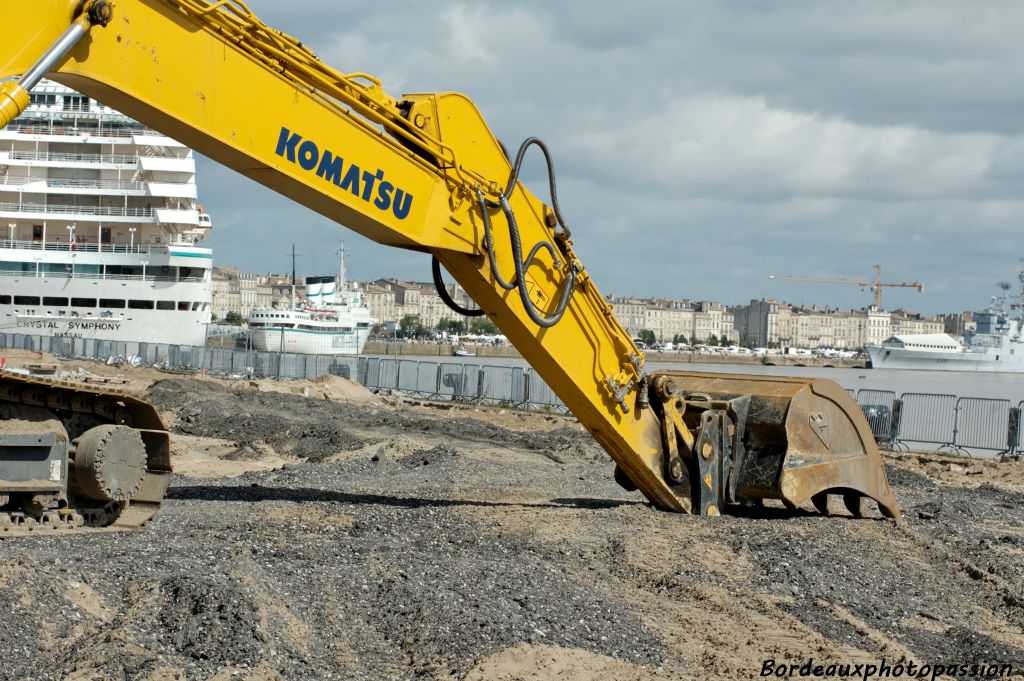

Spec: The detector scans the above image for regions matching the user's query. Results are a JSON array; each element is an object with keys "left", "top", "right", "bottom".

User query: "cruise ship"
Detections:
[
  {"left": 0, "top": 79, "right": 213, "bottom": 346},
  {"left": 248, "top": 243, "right": 373, "bottom": 354},
  {"left": 867, "top": 267, "right": 1024, "bottom": 373}
]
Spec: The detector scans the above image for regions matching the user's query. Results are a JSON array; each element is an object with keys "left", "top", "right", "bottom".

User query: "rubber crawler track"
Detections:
[{"left": 0, "top": 371, "right": 171, "bottom": 537}]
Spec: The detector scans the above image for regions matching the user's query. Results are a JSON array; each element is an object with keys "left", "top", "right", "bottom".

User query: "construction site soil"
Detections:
[{"left": 0, "top": 365, "right": 1022, "bottom": 680}]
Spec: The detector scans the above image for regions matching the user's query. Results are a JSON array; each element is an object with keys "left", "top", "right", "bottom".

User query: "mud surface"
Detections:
[{"left": 0, "top": 378, "right": 1022, "bottom": 680}]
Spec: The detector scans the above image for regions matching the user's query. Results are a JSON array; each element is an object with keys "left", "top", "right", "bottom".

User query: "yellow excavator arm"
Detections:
[{"left": 0, "top": 0, "right": 899, "bottom": 519}]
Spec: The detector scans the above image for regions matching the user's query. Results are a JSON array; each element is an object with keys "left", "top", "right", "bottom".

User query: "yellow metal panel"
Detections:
[
  {"left": 0, "top": 0, "right": 905, "bottom": 517},
  {"left": 0, "top": 0, "right": 471, "bottom": 253}
]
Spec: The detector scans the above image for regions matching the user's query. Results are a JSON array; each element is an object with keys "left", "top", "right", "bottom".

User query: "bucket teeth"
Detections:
[
  {"left": 844, "top": 494, "right": 869, "bottom": 519},
  {"left": 651, "top": 370, "right": 901, "bottom": 520}
]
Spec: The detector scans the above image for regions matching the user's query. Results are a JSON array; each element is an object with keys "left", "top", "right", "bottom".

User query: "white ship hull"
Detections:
[
  {"left": 866, "top": 346, "right": 1024, "bottom": 373},
  {"left": 867, "top": 319, "right": 1024, "bottom": 373},
  {"left": 0, "top": 80, "right": 213, "bottom": 347},
  {"left": 249, "top": 326, "right": 370, "bottom": 355}
]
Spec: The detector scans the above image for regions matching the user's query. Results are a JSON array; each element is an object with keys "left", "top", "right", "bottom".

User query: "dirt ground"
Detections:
[{"left": 0, "top": 353, "right": 1022, "bottom": 680}]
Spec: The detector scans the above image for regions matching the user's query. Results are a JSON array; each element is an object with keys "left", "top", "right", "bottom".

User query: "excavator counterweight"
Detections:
[{"left": 0, "top": 0, "right": 899, "bottom": 532}]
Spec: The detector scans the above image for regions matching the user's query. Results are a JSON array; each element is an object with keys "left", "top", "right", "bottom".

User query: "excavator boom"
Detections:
[{"left": 0, "top": 0, "right": 898, "bottom": 529}]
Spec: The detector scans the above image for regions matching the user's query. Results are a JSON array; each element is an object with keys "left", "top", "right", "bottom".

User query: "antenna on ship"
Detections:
[
  {"left": 997, "top": 281, "right": 1012, "bottom": 315},
  {"left": 290, "top": 244, "right": 297, "bottom": 310},
  {"left": 1018, "top": 258, "right": 1024, "bottom": 314},
  {"left": 336, "top": 239, "right": 347, "bottom": 287}
]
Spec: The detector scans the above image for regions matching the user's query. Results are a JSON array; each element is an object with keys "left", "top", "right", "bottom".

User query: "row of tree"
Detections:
[
  {"left": 393, "top": 315, "right": 499, "bottom": 339},
  {"left": 636, "top": 329, "right": 732, "bottom": 347}
]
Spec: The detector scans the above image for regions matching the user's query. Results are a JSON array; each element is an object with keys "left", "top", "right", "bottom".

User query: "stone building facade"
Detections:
[
  {"left": 732, "top": 299, "right": 943, "bottom": 349},
  {"left": 607, "top": 296, "right": 738, "bottom": 344},
  {"left": 362, "top": 278, "right": 473, "bottom": 330}
]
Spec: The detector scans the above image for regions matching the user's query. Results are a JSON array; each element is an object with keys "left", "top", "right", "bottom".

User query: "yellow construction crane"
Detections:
[
  {"left": 0, "top": 0, "right": 899, "bottom": 532},
  {"left": 769, "top": 265, "right": 923, "bottom": 309}
]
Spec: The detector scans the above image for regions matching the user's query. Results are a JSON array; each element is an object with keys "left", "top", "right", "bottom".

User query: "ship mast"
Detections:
[
  {"left": 290, "top": 243, "right": 296, "bottom": 309},
  {"left": 1018, "top": 258, "right": 1024, "bottom": 318},
  {"left": 337, "top": 239, "right": 347, "bottom": 288}
]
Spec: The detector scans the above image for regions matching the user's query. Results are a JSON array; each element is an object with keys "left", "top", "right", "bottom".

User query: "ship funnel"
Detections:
[
  {"left": 320, "top": 276, "right": 337, "bottom": 305},
  {"left": 305, "top": 276, "right": 322, "bottom": 305},
  {"left": 305, "top": 276, "right": 336, "bottom": 306}
]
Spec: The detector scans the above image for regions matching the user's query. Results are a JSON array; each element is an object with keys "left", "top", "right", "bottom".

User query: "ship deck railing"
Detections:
[
  {"left": 5, "top": 150, "right": 138, "bottom": 166},
  {"left": 0, "top": 202, "right": 153, "bottom": 218},
  {"left": 0, "top": 239, "right": 207, "bottom": 255},
  {"left": 0, "top": 269, "right": 206, "bottom": 283},
  {"left": 12, "top": 109, "right": 142, "bottom": 126},
  {"left": 2, "top": 123, "right": 161, "bottom": 139},
  {"left": 0, "top": 177, "right": 145, "bottom": 191}
]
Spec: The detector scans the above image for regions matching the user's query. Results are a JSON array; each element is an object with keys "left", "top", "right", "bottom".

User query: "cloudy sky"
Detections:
[{"left": 195, "top": 1, "right": 1024, "bottom": 315}]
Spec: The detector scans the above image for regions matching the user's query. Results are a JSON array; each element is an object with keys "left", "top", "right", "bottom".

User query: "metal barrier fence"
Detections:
[
  {"left": 356, "top": 357, "right": 565, "bottom": 411},
  {"left": 954, "top": 398, "right": 1013, "bottom": 454},
  {"left": 1019, "top": 401, "right": 1024, "bottom": 453},
  {"left": 3, "top": 332, "right": 1024, "bottom": 455},
  {"left": 0, "top": 332, "right": 570, "bottom": 411},
  {"left": 894, "top": 393, "right": 957, "bottom": 446},
  {"left": 855, "top": 390, "right": 898, "bottom": 445}
]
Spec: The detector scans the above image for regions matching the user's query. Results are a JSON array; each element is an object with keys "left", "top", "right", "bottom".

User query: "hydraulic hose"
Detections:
[
  {"left": 475, "top": 136, "right": 579, "bottom": 329},
  {"left": 478, "top": 188, "right": 518, "bottom": 293},
  {"left": 431, "top": 255, "right": 485, "bottom": 317},
  {"left": 496, "top": 194, "right": 577, "bottom": 328},
  {"left": 501, "top": 137, "right": 571, "bottom": 239}
]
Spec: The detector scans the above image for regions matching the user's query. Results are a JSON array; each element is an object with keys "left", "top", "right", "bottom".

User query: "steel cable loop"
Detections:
[{"left": 431, "top": 256, "right": 485, "bottom": 318}]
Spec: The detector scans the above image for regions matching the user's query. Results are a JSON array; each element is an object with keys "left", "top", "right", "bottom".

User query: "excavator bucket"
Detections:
[{"left": 648, "top": 371, "right": 900, "bottom": 520}]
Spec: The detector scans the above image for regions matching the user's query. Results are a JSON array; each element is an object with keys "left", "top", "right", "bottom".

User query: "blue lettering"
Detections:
[
  {"left": 298, "top": 140, "right": 319, "bottom": 171},
  {"left": 340, "top": 163, "right": 361, "bottom": 196},
  {"left": 374, "top": 181, "right": 394, "bottom": 210},
  {"left": 275, "top": 127, "right": 301, "bottom": 162},
  {"left": 276, "top": 127, "right": 412, "bottom": 218},
  {"left": 361, "top": 168, "right": 384, "bottom": 201},
  {"left": 316, "top": 150, "right": 344, "bottom": 185},
  {"left": 392, "top": 189, "right": 413, "bottom": 220}
]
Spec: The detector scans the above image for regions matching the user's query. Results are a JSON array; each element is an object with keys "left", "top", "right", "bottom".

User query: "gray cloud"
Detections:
[{"left": 197, "top": 0, "right": 1024, "bottom": 315}]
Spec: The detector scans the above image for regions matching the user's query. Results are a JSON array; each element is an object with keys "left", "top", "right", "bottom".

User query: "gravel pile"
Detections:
[
  {"left": 148, "top": 379, "right": 602, "bottom": 464},
  {"left": 0, "top": 380, "right": 1020, "bottom": 680}
]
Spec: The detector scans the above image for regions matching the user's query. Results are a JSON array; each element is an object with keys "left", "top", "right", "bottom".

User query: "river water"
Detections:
[{"left": 368, "top": 353, "right": 1023, "bottom": 403}]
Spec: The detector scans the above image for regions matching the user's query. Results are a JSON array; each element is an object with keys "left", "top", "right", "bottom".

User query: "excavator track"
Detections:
[{"left": 0, "top": 371, "right": 171, "bottom": 537}]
